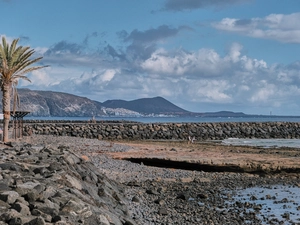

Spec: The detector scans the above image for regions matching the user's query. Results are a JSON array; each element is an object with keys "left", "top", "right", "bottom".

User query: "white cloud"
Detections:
[
  {"left": 141, "top": 48, "right": 227, "bottom": 77},
  {"left": 188, "top": 79, "right": 233, "bottom": 103},
  {"left": 213, "top": 12, "right": 300, "bottom": 43},
  {"left": 250, "top": 81, "right": 276, "bottom": 102},
  {"left": 18, "top": 40, "right": 300, "bottom": 115},
  {"left": 21, "top": 67, "right": 52, "bottom": 87},
  {"left": 227, "top": 42, "right": 243, "bottom": 63},
  {"left": 100, "top": 69, "right": 119, "bottom": 82},
  {"left": 34, "top": 47, "right": 48, "bottom": 55}
]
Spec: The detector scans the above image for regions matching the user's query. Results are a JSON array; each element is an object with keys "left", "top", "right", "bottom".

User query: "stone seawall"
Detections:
[{"left": 23, "top": 121, "right": 300, "bottom": 140}]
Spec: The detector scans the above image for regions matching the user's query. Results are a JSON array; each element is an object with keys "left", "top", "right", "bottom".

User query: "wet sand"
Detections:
[{"left": 109, "top": 139, "right": 300, "bottom": 174}]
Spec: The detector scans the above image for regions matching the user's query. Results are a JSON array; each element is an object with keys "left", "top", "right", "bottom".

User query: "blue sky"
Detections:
[{"left": 1, "top": 0, "right": 300, "bottom": 115}]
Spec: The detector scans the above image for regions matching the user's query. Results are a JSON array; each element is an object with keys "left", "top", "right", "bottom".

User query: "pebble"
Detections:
[{"left": 20, "top": 135, "right": 300, "bottom": 225}]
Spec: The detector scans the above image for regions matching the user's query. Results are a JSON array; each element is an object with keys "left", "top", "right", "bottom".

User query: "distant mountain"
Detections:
[
  {"left": 0, "top": 89, "right": 249, "bottom": 117},
  {"left": 102, "top": 96, "right": 189, "bottom": 115},
  {"left": 9, "top": 89, "right": 105, "bottom": 117},
  {"left": 199, "top": 111, "right": 247, "bottom": 117}
]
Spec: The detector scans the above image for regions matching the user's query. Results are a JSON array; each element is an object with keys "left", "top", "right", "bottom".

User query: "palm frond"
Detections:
[
  {"left": 1, "top": 37, "right": 8, "bottom": 56},
  {"left": 7, "top": 39, "right": 19, "bottom": 67},
  {"left": 12, "top": 75, "right": 31, "bottom": 83},
  {"left": 8, "top": 39, "right": 19, "bottom": 58},
  {"left": 0, "top": 37, "right": 48, "bottom": 116},
  {"left": 13, "top": 58, "right": 46, "bottom": 75},
  {"left": 9, "top": 45, "right": 23, "bottom": 68},
  {"left": 11, "top": 47, "right": 33, "bottom": 72}
]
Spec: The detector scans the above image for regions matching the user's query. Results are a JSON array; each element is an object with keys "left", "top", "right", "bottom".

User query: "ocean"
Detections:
[{"left": 24, "top": 116, "right": 300, "bottom": 123}]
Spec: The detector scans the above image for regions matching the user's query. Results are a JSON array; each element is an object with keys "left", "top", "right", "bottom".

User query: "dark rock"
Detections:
[
  {"left": 158, "top": 207, "right": 168, "bottom": 215},
  {"left": 11, "top": 202, "right": 31, "bottom": 216},
  {"left": 8, "top": 217, "right": 22, "bottom": 225},
  {"left": 197, "top": 193, "right": 208, "bottom": 199},
  {"left": 0, "top": 191, "right": 19, "bottom": 204},
  {"left": 154, "top": 198, "right": 165, "bottom": 205},
  {"left": 24, "top": 216, "right": 45, "bottom": 225},
  {"left": 0, "top": 163, "right": 20, "bottom": 171},
  {"left": 146, "top": 189, "right": 158, "bottom": 195},
  {"left": 131, "top": 196, "right": 140, "bottom": 203},
  {"left": 176, "top": 192, "right": 189, "bottom": 200}
]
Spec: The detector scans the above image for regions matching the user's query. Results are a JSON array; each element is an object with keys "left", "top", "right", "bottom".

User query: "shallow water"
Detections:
[
  {"left": 222, "top": 138, "right": 300, "bottom": 148},
  {"left": 222, "top": 138, "right": 300, "bottom": 224},
  {"left": 226, "top": 185, "right": 300, "bottom": 224}
]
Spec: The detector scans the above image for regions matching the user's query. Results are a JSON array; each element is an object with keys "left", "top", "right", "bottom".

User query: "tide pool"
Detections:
[
  {"left": 222, "top": 138, "right": 300, "bottom": 148},
  {"left": 226, "top": 185, "right": 300, "bottom": 224}
]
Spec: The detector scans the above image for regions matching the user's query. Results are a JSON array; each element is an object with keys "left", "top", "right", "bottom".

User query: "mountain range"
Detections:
[{"left": 0, "top": 88, "right": 247, "bottom": 117}]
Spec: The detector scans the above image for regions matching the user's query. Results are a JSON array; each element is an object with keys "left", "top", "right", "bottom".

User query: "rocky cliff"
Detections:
[{"left": 8, "top": 89, "right": 105, "bottom": 117}]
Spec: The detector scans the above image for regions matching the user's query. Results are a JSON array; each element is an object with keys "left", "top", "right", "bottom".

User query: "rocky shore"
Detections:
[
  {"left": 0, "top": 136, "right": 136, "bottom": 225},
  {"left": 7, "top": 135, "right": 298, "bottom": 225}
]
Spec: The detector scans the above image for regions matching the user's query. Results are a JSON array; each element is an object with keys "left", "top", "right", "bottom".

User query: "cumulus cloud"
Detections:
[
  {"left": 45, "top": 41, "right": 83, "bottom": 56},
  {"left": 141, "top": 48, "right": 227, "bottom": 77},
  {"left": 162, "top": 0, "right": 250, "bottom": 11},
  {"left": 213, "top": 12, "right": 300, "bottom": 43},
  {"left": 42, "top": 40, "right": 109, "bottom": 69},
  {"left": 41, "top": 26, "right": 188, "bottom": 69},
  {"left": 119, "top": 25, "right": 191, "bottom": 60},
  {"left": 18, "top": 26, "right": 300, "bottom": 115},
  {"left": 31, "top": 41, "right": 298, "bottom": 113}
]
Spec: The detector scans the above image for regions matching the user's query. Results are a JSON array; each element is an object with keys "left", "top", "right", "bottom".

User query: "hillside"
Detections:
[
  {"left": 0, "top": 89, "right": 249, "bottom": 117},
  {"left": 102, "top": 96, "right": 189, "bottom": 115},
  {"left": 0, "top": 89, "right": 190, "bottom": 117},
  {"left": 9, "top": 89, "right": 105, "bottom": 117}
]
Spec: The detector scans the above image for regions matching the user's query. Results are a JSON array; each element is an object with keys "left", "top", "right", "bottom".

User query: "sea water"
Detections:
[
  {"left": 222, "top": 137, "right": 300, "bottom": 224},
  {"left": 225, "top": 185, "right": 300, "bottom": 224},
  {"left": 222, "top": 138, "right": 300, "bottom": 148},
  {"left": 24, "top": 116, "right": 300, "bottom": 123}
]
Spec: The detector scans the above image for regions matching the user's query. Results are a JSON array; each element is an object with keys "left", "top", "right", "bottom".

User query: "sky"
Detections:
[{"left": 1, "top": 0, "right": 300, "bottom": 116}]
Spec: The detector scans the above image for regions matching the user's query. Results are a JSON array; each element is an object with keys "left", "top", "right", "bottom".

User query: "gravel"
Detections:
[{"left": 25, "top": 135, "right": 300, "bottom": 225}]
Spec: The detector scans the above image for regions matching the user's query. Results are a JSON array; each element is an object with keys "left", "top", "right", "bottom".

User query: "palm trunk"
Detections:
[{"left": 2, "top": 83, "right": 11, "bottom": 143}]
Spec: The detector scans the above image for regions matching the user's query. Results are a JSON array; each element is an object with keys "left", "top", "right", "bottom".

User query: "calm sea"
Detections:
[{"left": 24, "top": 116, "right": 300, "bottom": 123}]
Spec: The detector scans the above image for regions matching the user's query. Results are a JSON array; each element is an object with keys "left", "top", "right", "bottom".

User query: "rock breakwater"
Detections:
[
  {"left": 24, "top": 121, "right": 300, "bottom": 140},
  {"left": 0, "top": 141, "right": 136, "bottom": 225}
]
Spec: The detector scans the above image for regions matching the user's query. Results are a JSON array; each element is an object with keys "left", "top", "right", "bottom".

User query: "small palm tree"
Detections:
[{"left": 0, "top": 37, "right": 47, "bottom": 142}]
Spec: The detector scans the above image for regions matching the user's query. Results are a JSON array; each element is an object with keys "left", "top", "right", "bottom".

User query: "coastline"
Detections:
[{"left": 23, "top": 135, "right": 300, "bottom": 224}]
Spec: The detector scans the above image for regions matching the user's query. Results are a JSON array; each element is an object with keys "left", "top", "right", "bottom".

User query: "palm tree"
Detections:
[{"left": 0, "top": 37, "right": 47, "bottom": 142}]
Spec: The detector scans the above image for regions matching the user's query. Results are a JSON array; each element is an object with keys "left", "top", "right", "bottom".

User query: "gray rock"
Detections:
[
  {"left": 24, "top": 216, "right": 45, "bottom": 225},
  {"left": 11, "top": 202, "right": 31, "bottom": 216},
  {"left": 0, "top": 191, "right": 19, "bottom": 204}
]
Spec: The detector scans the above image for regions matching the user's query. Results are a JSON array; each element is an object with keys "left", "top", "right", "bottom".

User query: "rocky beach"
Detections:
[{"left": 0, "top": 133, "right": 298, "bottom": 224}]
